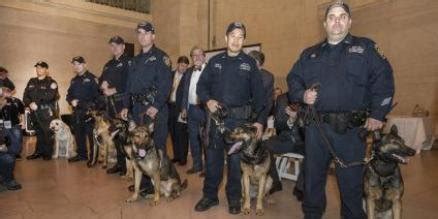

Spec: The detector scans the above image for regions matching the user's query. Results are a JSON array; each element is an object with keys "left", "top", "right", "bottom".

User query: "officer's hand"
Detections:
[
  {"left": 253, "top": 122, "right": 264, "bottom": 140},
  {"left": 364, "top": 118, "right": 384, "bottom": 131},
  {"left": 206, "top": 100, "right": 219, "bottom": 113},
  {"left": 71, "top": 99, "right": 79, "bottom": 107},
  {"left": 146, "top": 106, "right": 159, "bottom": 119},
  {"left": 303, "top": 89, "right": 318, "bottom": 105},
  {"left": 120, "top": 108, "right": 128, "bottom": 120},
  {"left": 30, "top": 102, "right": 38, "bottom": 111}
]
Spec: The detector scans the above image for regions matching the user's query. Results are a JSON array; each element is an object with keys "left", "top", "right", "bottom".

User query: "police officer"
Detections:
[
  {"left": 120, "top": 21, "right": 172, "bottom": 196},
  {"left": 287, "top": 2, "right": 395, "bottom": 218},
  {"left": 24, "top": 61, "right": 59, "bottom": 161},
  {"left": 67, "top": 56, "right": 100, "bottom": 163},
  {"left": 99, "top": 36, "right": 130, "bottom": 174},
  {"left": 194, "top": 22, "right": 265, "bottom": 215}
]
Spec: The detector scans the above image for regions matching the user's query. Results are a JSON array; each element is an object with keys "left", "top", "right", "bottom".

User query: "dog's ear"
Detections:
[{"left": 390, "top": 125, "right": 398, "bottom": 136}]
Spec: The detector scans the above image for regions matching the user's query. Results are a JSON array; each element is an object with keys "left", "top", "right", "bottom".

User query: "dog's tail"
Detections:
[{"left": 180, "top": 179, "right": 188, "bottom": 191}]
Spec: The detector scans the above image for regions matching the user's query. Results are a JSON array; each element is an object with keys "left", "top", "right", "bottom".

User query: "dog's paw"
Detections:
[
  {"left": 256, "top": 208, "right": 264, "bottom": 216},
  {"left": 125, "top": 196, "right": 138, "bottom": 203},
  {"left": 149, "top": 200, "right": 160, "bottom": 206},
  {"left": 243, "top": 208, "right": 251, "bottom": 215}
]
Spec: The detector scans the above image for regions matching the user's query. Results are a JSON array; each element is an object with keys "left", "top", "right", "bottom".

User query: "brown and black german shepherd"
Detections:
[
  {"left": 364, "top": 125, "right": 416, "bottom": 219},
  {"left": 225, "top": 125, "right": 273, "bottom": 216},
  {"left": 88, "top": 110, "right": 117, "bottom": 168},
  {"left": 125, "top": 124, "right": 188, "bottom": 206}
]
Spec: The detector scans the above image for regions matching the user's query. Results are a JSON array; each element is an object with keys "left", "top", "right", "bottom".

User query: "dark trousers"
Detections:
[
  {"left": 302, "top": 123, "right": 366, "bottom": 219},
  {"left": 105, "top": 97, "right": 126, "bottom": 170},
  {"left": 72, "top": 110, "right": 93, "bottom": 159},
  {"left": 132, "top": 103, "right": 169, "bottom": 189},
  {"left": 168, "top": 103, "right": 188, "bottom": 162},
  {"left": 187, "top": 105, "right": 205, "bottom": 170},
  {"left": 5, "top": 125, "right": 23, "bottom": 156},
  {"left": 0, "top": 153, "right": 15, "bottom": 183},
  {"left": 31, "top": 109, "right": 54, "bottom": 157},
  {"left": 203, "top": 118, "right": 244, "bottom": 205}
]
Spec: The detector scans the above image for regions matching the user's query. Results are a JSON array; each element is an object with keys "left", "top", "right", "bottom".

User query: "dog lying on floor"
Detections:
[
  {"left": 89, "top": 110, "right": 117, "bottom": 168},
  {"left": 364, "top": 125, "right": 416, "bottom": 219},
  {"left": 225, "top": 124, "right": 273, "bottom": 216},
  {"left": 50, "top": 119, "right": 76, "bottom": 159},
  {"left": 125, "top": 124, "right": 188, "bottom": 206}
]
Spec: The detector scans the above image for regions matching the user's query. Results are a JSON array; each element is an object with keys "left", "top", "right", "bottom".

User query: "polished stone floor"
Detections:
[{"left": 1, "top": 137, "right": 438, "bottom": 219}]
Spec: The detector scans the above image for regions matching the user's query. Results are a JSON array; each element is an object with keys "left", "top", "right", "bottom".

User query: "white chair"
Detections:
[{"left": 275, "top": 153, "right": 304, "bottom": 181}]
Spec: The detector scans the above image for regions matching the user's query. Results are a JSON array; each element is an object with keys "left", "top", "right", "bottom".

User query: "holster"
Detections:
[
  {"left": 320, "top": 111, "right": 368, "bottom": 134},
  {"left": 131, "top": 88, "right": 157, "bottom": 107}
]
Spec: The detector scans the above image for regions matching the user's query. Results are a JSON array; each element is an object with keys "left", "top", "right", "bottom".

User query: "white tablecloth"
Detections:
[{"left": 385, "top": 116, "right": 435, "bottom": 154}]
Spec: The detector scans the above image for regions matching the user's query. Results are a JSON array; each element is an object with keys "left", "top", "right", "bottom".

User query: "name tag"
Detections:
[{"left": 4, "top": 120, "right": 11, "bottom": 129}]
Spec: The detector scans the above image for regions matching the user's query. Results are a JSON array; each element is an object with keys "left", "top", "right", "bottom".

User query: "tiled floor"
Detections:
[{"left": 1, "top": 137, "right": 438, "bottom": 219}]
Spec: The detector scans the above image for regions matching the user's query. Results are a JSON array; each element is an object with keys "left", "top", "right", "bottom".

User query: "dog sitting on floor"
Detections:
[
  {"left": 225, "top": 124, "right": 273, "bottom": 216},
  {"left": 125, "top": 123, "right": 188, "bottom": 206},
  {"left": 364, "top": 125, "right": 416, "bottom": 219},
  {"left": 49, "top": 119, "right": 77, "bottom": 159},
  {"left": 89, "top": 110, "right": 117, "bottom": 168}
]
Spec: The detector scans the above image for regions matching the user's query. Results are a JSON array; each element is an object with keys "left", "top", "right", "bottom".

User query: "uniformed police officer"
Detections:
[
  {"left": 99, "top": 36, "right": 130, "bottom": 175},
  {"left": 67, "top": 56, "right": 100, "bottom": 163},
  {"left": 287, "top": 2, "right": 395, "bottom": 218},
  {"left": 120, "top": 21, "right": 172, "bottom": 196},
  {"left": 194, "top": 22, "right": 265, "bottom": 215},
  {"left": 24, "top": 61, "right": 59, "bottom": 161}
]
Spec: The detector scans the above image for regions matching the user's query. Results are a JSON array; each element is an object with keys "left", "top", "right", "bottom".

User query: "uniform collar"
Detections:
[
  {"left": 321, "top": 33, "right": 353, "bottom": 48},
  {"left": 222, "top": 50, "right": 244, "bottom": 60},
  {"left": 140, "top": 44, "right": 156, "bottom": 56},
  {"left": 114, "top": 53, "right": 126, "bottom": 61}
]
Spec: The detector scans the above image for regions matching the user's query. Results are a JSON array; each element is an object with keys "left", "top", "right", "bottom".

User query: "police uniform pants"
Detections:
[
  {"left": 31, "top": 110, "right": 54, "bottom": 157},
  {"left": 302, "top": 123, "right": 366, "bottom": 219},
  {"left": 72, "top": 110, "right": 93, "bottom": 159},
  {"left": 202, "top": 118, "right": 244, "bottom": 206}
]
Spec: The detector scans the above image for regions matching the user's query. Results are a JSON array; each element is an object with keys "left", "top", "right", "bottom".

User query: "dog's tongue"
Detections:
[{"left": 227, "top": 142, "right": 243, "bottom": 155}]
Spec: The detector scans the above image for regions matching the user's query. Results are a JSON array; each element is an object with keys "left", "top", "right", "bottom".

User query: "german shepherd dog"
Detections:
[
  {"left": 364, "top": 125, "right": 416, "bottom": 219},
  {"left": 89, "top": 110, "right": 117, "bottom": 168},
  {"left": 125, "top": 124, "right": 188, "bottom": 206},
  {"left": 225, "top": 125, "right": 273, "bottom": 216}
]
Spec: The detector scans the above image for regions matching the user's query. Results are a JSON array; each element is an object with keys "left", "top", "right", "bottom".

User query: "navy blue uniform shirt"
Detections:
[
  {"left": 23, "top": 76, "right": 59, "bottom": 107},
  {"left": 66, "top": 71, "right": 100, "bottom": 110},
  {"left": 125, "top": 45, "right": 172, "bottom": 110},
  {"left": 287, "top": 34, "right": 395, "bottom": 121},
  {"left": 99, "top": 53, "right": 130, "bottom": 93},
  {"left": 197, "top": 51, "right": 265, "bottom": 123}
]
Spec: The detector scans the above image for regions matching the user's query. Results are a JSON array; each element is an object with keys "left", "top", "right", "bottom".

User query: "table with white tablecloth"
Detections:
[{"left": 385, "top": 116, "right": 435, "bottom": 154}]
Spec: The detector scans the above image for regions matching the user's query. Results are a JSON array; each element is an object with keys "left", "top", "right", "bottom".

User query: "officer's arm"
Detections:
[
  {"left": 22, "top": 80, "right": 33, "bottom": 106},
  {"left": 196, "top": 62, "right": 213, "bottom": 104},
  {"left": 287, "top": 54, "right": 307, "bottom": 104},
  {"left": 152, "top": 56, "right": 172, "bottom": 110},
  {"left": 367, "top": 42, "right": 395, "bottom": 121},
  {"left": 258, "top": 73, "right": 274, "bottom": 125},
  {"left": 180, "top": 71, "right": 190, "bottom": 111},
  {"left": 251, "top": 67, "right": 268, "bottom": 124},
  {"left": 66, "top": 81, "right": 74, "bottom": 105}
]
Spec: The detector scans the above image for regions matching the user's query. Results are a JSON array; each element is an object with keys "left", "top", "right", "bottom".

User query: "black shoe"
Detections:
[
  {"left": 106, "top": 165, "right": 122, "bottom": 174},
  {"left": 186, "top": 167, "right": 202, "bottom": 175},
  {"left": 68, "top": 156, "right": 86, "bottom": 162},
  {"left": 26, "top": 153, "right": 41, "bottom": 160},
  {"left": 293, "top": 187, "right": 304, "bottom": 202},
  {"left": 42, "top": 156, "right": 52, "bottom": 161},
  {"left": 3, "top": 180, "right": 22, "bottom": 191},
  {"left": 119, "top": 168, "right": 127, "bottom": 176},
  {"left": 199, "top": 171, "right": 205, "bottom": 177},
  {"left": 0, "top": 184, "right": 6, "bottom": 192},
  {"left": 15, "top": 155, "right": 22, "bottom": 160},
  {"left": 194, "top": 197, "right": 219, "bottom": 212},
  {"left": 178, "top": 160, "right": 187, "bottom": 166},
  {"left": 86, "top": 161, "right": 94, "bottom": 168},
  {"left": 269, "top": 182, "right": 283, "bottom": 195},
  {"left": 228, "top": 205, "right": 241, "bottom": 215},
  {"left": 171, "top": 158, "right": 180, "bottom": 163}
]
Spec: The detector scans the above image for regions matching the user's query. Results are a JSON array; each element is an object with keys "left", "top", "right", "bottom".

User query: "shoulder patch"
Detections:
[
  {"left": 163, "top": 56, "right": 171, "bottom": 67},
  {"left": 374, "top": 44, "right": 386, "bottom": 59},
  {"left": 50, "top": 82, "right": 57, "bottom": 89}
]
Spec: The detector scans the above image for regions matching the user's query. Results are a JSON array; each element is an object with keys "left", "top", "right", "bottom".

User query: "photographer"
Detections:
[{"left": 0, "top": 88, "right": 24, "bottom": 191}]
